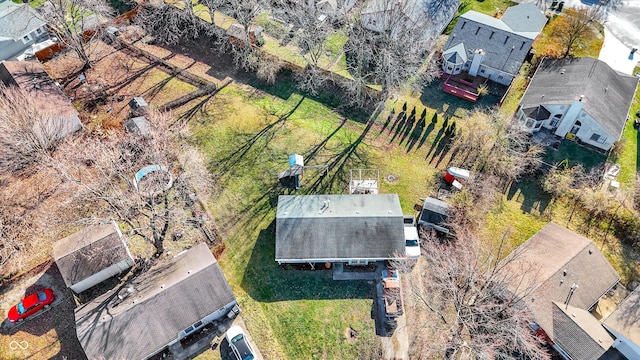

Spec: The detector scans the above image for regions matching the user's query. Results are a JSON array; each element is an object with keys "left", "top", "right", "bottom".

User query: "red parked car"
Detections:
[{"left": 7, "top": 288, "right": 55, "bottom": 323}]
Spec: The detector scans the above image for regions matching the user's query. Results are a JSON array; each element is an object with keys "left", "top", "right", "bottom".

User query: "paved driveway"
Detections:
[{"left": 520, "top": 0, "right": 640, "bottom": 74}]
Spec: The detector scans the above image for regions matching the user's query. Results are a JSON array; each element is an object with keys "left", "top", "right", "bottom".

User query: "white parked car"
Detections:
[
  {"left": 404, "top": 216, "right": 420, "bottom": 259},
  {"left": 226, "top": 326, "right": 256, "bottom": 360}
]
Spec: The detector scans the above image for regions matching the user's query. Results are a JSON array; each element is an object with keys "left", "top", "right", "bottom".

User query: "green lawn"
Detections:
[
  {"left": 543, "top": 141, "right": 607, "bottom": 170},
  {"left": 188, "top": 80, "right": 437, "bottom": 358},
  {"left": 445, "top": 0, "right": 518, "bottom": 34},
  {"left": 615, "top": 82, "right": 640, "bottom": 187}
]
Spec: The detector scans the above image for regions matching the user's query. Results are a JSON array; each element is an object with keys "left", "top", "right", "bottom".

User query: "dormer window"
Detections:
[{"left": 21, "top": 34, "right": 32, "bottom": 44}]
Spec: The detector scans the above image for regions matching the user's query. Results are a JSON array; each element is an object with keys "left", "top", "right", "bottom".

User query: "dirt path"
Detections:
[{"left": 381, "top": 314, "right": 410, "bottom": 360}]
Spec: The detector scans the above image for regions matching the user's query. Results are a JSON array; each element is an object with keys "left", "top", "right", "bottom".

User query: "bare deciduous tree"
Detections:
[
  {"left": 0, "top": 85, "right": 72, "bottom": 174},
  {"left": 39, "top": 0, "right": 115, "bottom": 69},
  {"left": 400, "top": 229, "right": 550, "bottom": 359},
  {"left": 449, "top": 109, "right": 543, "bottom": 182},
  {"left": 51, "top": 111, "right": 208, "bottom": 255},
  {"left": 343, "top": 0, "right": 459, "bottom": 98},
  {"left": 134, "top": 0, "right": 215, "bottom": 45}
]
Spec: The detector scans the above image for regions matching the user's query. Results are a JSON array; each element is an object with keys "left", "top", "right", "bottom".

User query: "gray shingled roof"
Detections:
[
  {"left": 552, "top": 303, "right": 614, "bottom": 360},
  {"left": 520, "top": 57, "right": 639, "bottom": 141},
  {"left": 443, "top": 42, "right": 467, "bottom": 64},
  {"left": 442, "top": 4, "right": 545, "bottom": 76},
  {"left": 604, "top": 286, "right": 640, "bottom": 346},
  {"left": 500, "top": 223, "right": 620, "bottom": 341},
  {"left": 276, "top": 194, "right": 405, "bottom": 262},
  {"left": 75, "top": 243, "right": 236, "bottom": 360},
  {"left": 522, "top": 105, "right": 551, "bottom": 121},
  {"left": 53, "top": 222, "right": 132, "bottom": 287},
  {"left": 0, "top": 1, "right": 46, "bottom": 41},
  {"left": 500, "top": 2, "right": 548, "bottom": 35}
]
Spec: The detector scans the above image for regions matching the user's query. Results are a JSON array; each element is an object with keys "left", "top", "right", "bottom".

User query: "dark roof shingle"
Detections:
[
  {"left": 552, "top": 303, "right": 614, "bottom": 360},
  {"left": 53, "top": 222, "right": 132, "bottom": 287},
  {"left": 75, "top": 243, "right": 236, "bottom": 360},
  {"left": 276, "top": 194, "right": 405, "bottom": 261},
  {"left": 501, "top": 223, "right": 620, "bottom": 340},
  {"left": 520, "top": 57, "right": 639, "bottom": 140}
]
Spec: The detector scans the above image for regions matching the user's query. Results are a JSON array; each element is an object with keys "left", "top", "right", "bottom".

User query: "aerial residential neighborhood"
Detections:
[{"left": 0, "top": 0, "right": 639, "bottom": 359}]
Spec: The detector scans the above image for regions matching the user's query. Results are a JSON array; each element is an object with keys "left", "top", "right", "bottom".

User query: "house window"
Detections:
[
  {"left": 490, "top": 31, "right": 494, "bottom": 40},
  {"left": 504, "top": 36, "right": 509, "bottom": 45},
  {"left": 535, "top": 121, "right": 543, "bottom": 129},
  {"left": 480, "top": 69, "right": 485, "bottom": 73},
  {"left": 461, "top": 21, "right": 466, "bottom": 29},
  {"left": 36, "top": 27, "right": 43, "bottom": 35},
  {"left": 21, "top": 34, "right": 32, "bottom": 44},
  {"left": 475, "top": 27, "right": 481, "bottom": 35},
  {"left": 520, "top": 41, "right": 525, "bottom": 50},
  {"left": 498, "top": 74, "right": 504, "bottom": 79},
  {"left": 525, "top": 119, "right": 534, "bottom": 128},
  {"left": 550, "top": 114, "right": 562, "bottom": 127},
  {"left": 590, "top": 134, "right": 606, "bottom": 144},
  {"left": 447, "top": 66, "right": 453, "bottom": 71}
]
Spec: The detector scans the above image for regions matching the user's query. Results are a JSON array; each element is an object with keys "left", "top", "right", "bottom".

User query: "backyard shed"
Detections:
[
  {"left": 275, "top": 194, "right": 406, "bottom": 265},
  {"left": 124, "top": 116, "right": 151, "bottom": 135},
  {"left": 53, "top": 221, "right": 134, "bottom": 293},
  {"left": 75, "top": 243, "right": 238, "bottom": 360},
  {"left": 418, "top": 197, "right": 449, "bottom": 233}
]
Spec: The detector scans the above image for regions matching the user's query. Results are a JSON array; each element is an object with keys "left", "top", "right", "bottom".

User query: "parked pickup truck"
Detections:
[{"left": 381, "top": 268, "right": 404, "bottom": 318}]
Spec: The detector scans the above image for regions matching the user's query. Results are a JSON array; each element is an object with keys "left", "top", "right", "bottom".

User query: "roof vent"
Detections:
[
  {"left": 160, "top": 284, "right": 165, "bottom": 289},
  {"left": 560, "top": 69, "right": 565, "bottom": 74},
  {"left": 572, "top": 313, "right": 576, "bottom": 317},
  {"left": 563, "top": 269, "right": 567, "bottom": 276},
  {"left": 318, "top": 200, "right": 330, "bottom": 214}
]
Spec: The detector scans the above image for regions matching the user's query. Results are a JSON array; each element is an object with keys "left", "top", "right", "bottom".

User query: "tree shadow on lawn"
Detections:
[
  {"left": 160, "top": 37, "right": 373, "bottom": 123},
  {"left": 215, "top": 96, "right": 306, "bottom": 175},
  {"left": 504, "top": 177, "right": 552, "bottom": 215},
  {"left": 240, "top": 221, "right": 374, "bottom": 303}
]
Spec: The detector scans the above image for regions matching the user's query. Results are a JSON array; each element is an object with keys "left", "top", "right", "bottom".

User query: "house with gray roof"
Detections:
[
  {"left": 361, "top": 0, "right": 458, "bottom": 45},
  {"left": 517, "top": 57, "right": 639, "bottom": 152},
  {"left": 603, "top": 286, "right": 640, "bottom": 358},
  {"left": 500, "top": 223, "right": 623, "bottom": 360},
  {"left": 75, "top": 243, "right": 238, "bottom": 360},
  {"left": 0, "top": 0, "right": 49, "bottom": 61},
  {"left": 276, "top": 194, "right": 406, "bottom": 265},
  {"left": 441, "top": 3, "right": 546, "bottom": 87},
  {"left": 53, "top": 222, "right": 134, "bottom": 293}
]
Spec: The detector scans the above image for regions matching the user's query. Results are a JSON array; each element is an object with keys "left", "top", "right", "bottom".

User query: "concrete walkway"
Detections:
[{"left": 598, "top": 27, "right": 638, "bottom": 76}]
